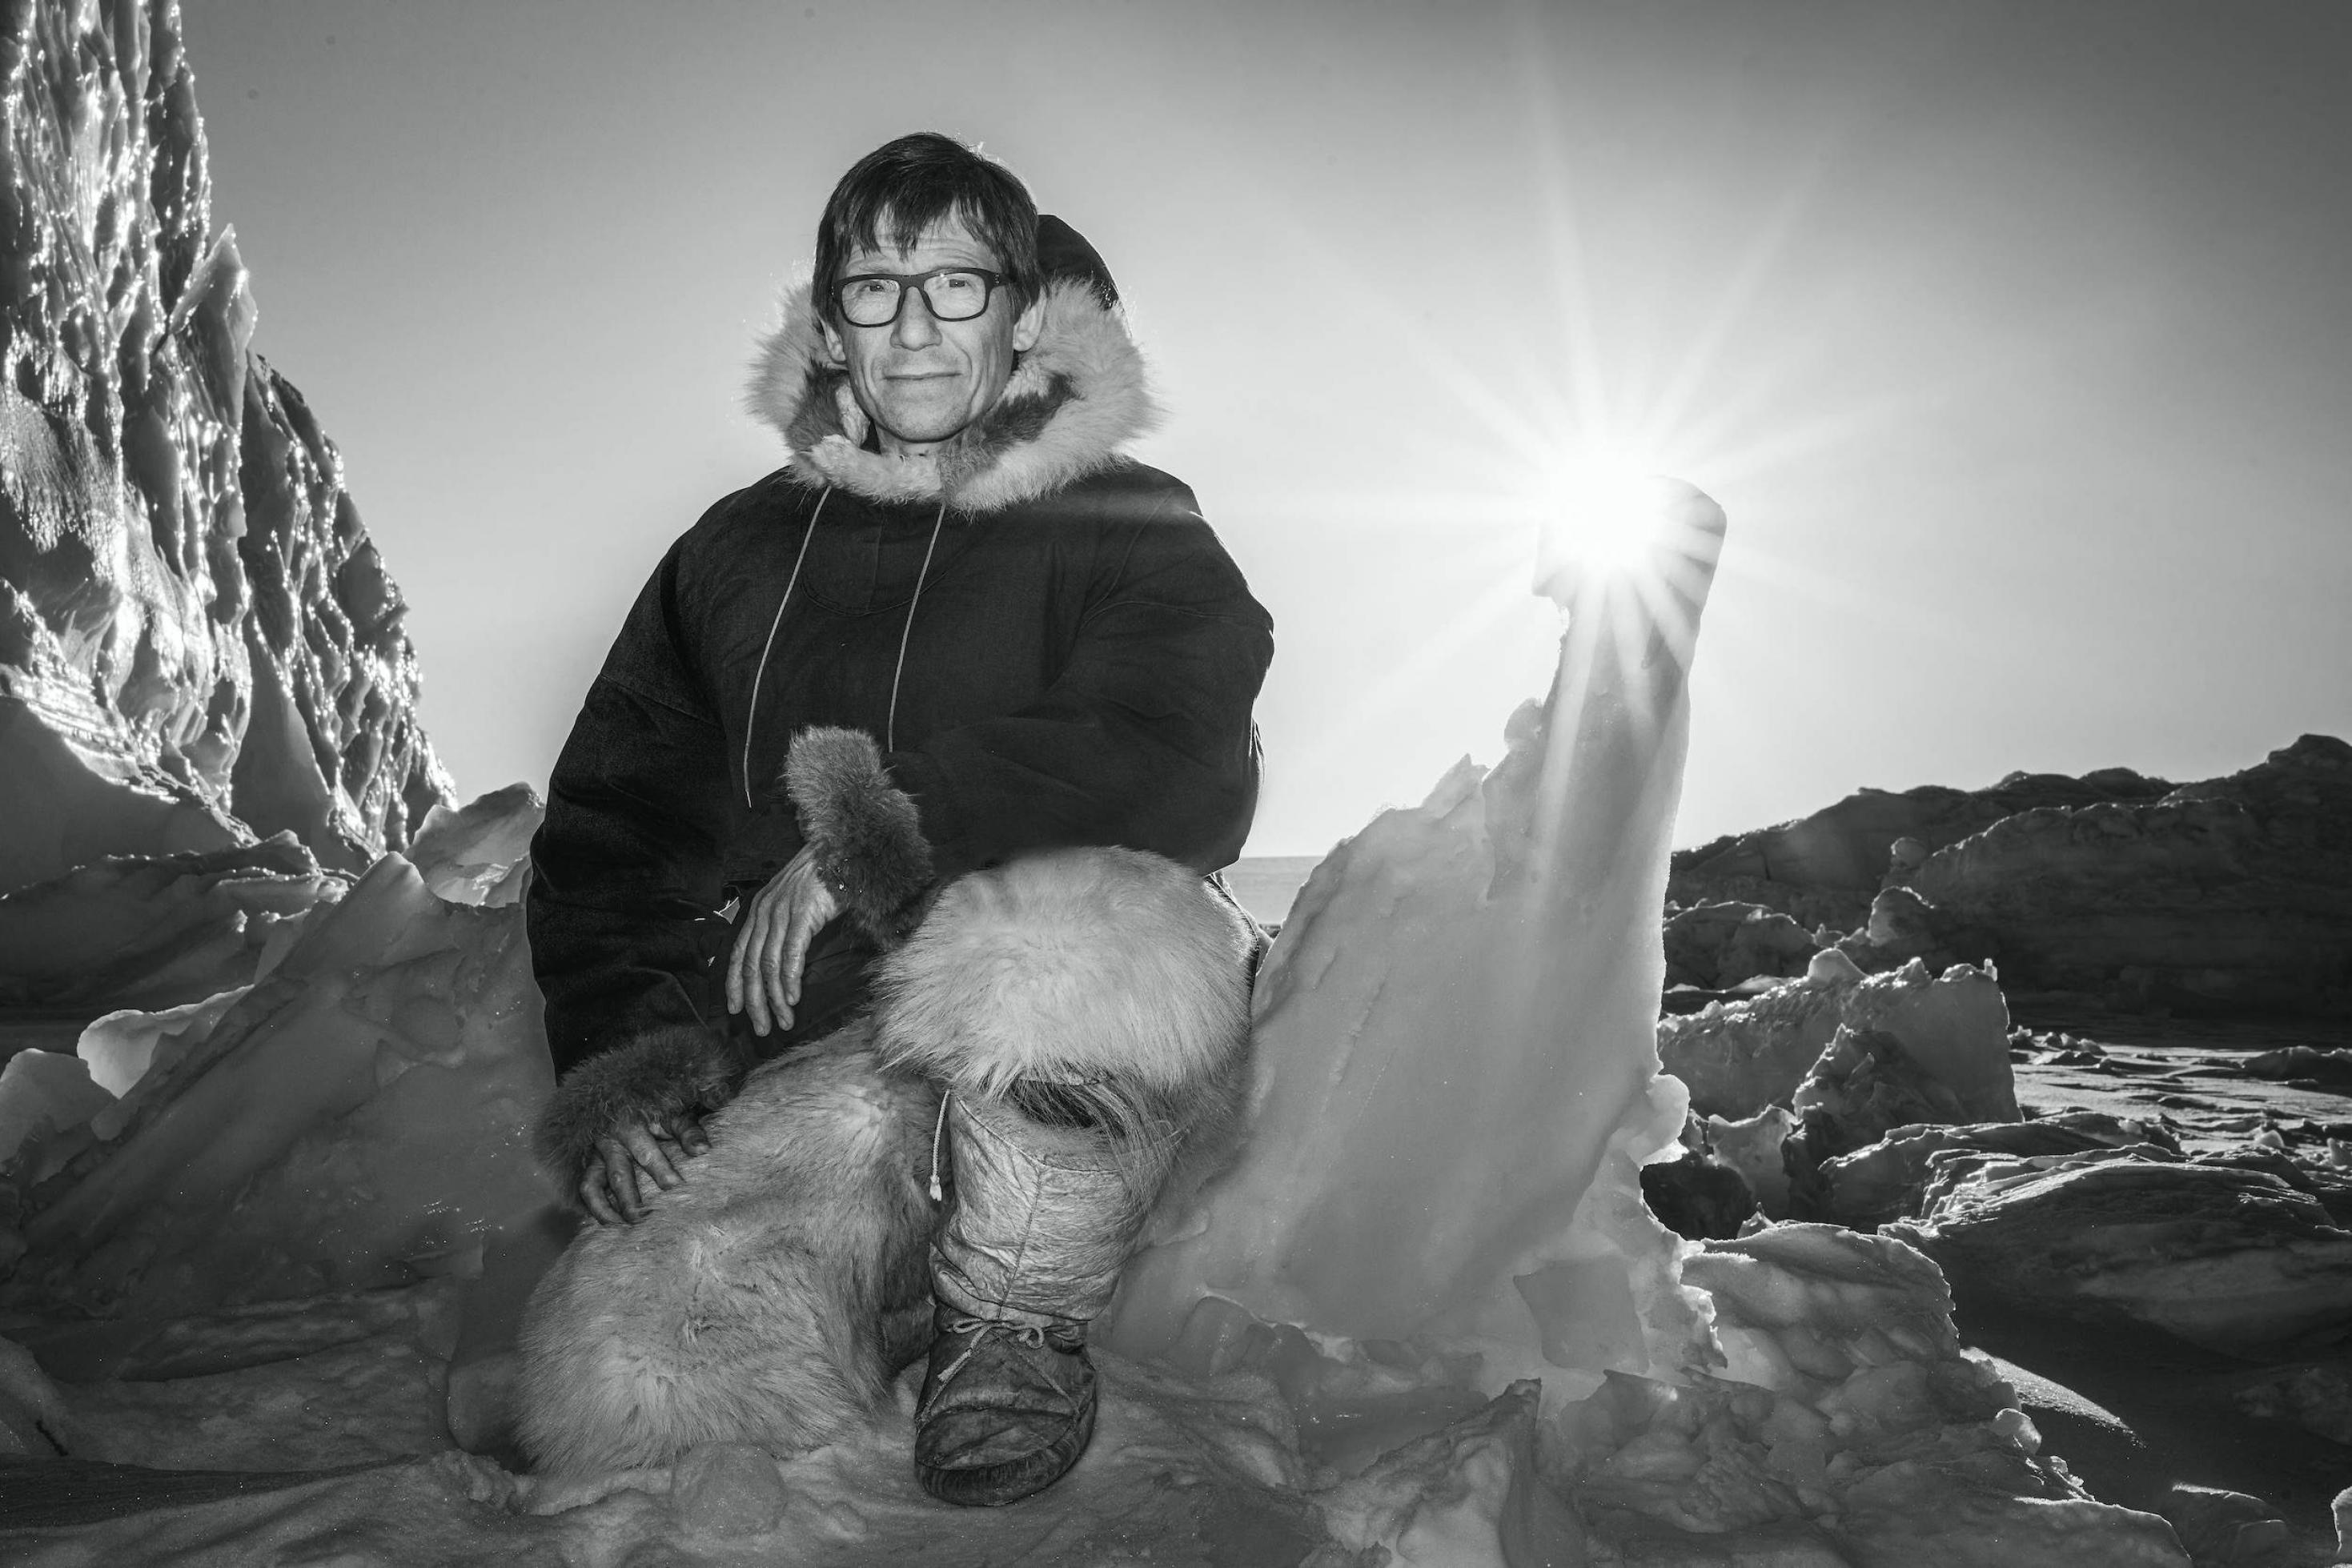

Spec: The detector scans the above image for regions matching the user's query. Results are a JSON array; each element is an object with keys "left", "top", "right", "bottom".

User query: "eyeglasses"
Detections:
[{"left": 835, "top": 267, "right": 1007, "bottom": 327}]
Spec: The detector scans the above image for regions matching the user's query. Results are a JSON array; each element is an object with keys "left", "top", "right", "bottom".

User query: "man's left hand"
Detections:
[{"left": 727, "top": 845, "right": 842, "bottom": 1037}]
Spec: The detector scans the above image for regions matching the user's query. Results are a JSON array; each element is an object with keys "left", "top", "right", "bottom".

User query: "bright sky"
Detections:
[{"left": 191, "top": 0, "right": 2352, "bottom": 857}]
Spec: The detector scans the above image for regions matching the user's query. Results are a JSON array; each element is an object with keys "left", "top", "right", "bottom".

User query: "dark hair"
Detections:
[{"left": 814, "top": 133, "right": 1041, "bottom": 323}]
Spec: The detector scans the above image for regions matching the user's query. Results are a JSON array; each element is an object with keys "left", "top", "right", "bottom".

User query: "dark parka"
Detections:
[{"left": 526, "top": 236, "right": 1273, "bottom": 1093}]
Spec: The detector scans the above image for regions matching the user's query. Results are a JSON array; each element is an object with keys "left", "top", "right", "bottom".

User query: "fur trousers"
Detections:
[
  {"left": 513, "top": 846, "right": 1258, "bottom": 1478},
  {"left": 514, "top": 1024, "right": 940, "bottom": 1475}
]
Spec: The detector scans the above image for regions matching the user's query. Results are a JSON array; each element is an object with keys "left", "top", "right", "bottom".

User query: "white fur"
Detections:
[
  {"left": 871, "top": 847, "right": 1254, "bottom": 1098},
  {"left": 513, "top": 1028, "right": 940, "bottom": 1477}
]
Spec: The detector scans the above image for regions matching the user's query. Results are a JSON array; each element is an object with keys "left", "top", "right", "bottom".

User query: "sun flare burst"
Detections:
[{"left": 1535, "top": 446, "right": 1681, "bottom": 584}]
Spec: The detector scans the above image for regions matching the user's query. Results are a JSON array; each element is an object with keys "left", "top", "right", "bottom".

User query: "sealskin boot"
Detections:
[
  {"left": 865, "top": 848, "right": 1260, "bottom": 1505},
  {"left": 912, "top": 1089, "right": 1173, "bottom": 1506},
  {"left": 913, "top": 1301, "right": 1098, "bottom": 1506}
]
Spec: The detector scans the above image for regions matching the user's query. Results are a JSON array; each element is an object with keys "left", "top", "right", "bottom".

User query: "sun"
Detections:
[{"left": 1534, "top": 444, "right": 1687, "bottom": 602}]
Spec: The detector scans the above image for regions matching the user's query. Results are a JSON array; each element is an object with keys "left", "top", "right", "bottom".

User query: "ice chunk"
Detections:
[
  {"left": 0, "top": 836, "right": 338, "bottom": 1015},
  {"left": 1313, "top": 1382, "right": 1587, "bottom": 1567},
  {"left": 2242, "top": 1045, "right": 2352, "bottom": 1085},
  {"left": 1663, "top": 900, "right": 1824, "bottom": 991},
  {"left": 1887, "top": 1153, "right": 2352, "bottom": 1355},
  {"left": 2230, "top": 1361, "right": 2352, "bottom": 1446},
  {"left": 1659, "top": 955, "right": 2015, "bottom": 1123},
  {"left": 1799, "top": 1113, "right": 2174, "bottom": 1229},
  {"left": 78, "top": 986, "right": 251, "bottom": 1103},
  {"left": 0, "top": 1053, "right": 115, "bottom": 1173},
  {"left": 1657, "top": 965, "right": 1855, "bottom": 1121},
  {"left": 407, "top": 784, "right": 544, "bottom": 907},
  {"left": 1110, "top": 482, "right": 1725, "bottom": 1405},
  {"left": 1680, "top": 1224, "right": 1962, "bottom": 1394},
  {"left": 1839, "top": 959, "right": 2017, "bottom": 1122},
  {"left": 1559, "top": 1225, "right": 2189, "bottom": 1565},
  {"left": 2157, "top": 1485, "right": 2293, "bottom": 1566},
  {"left": 4, "top": 853, "right": 564, "bottom": 1326},
  {"left": 1782, "top": 1026, "right": 1977, "bottom": 1184},
  {"left": 1705, "top": 1105, "right": 1799, "bottom": 1219},
  {"left": 0, "top": 1336, "right": 78, "bottom": 1458}
]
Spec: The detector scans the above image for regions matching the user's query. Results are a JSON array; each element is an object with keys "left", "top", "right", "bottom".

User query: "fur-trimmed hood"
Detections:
[{"left": 745, "top": 276, "right": 1161, "bottom": 515}]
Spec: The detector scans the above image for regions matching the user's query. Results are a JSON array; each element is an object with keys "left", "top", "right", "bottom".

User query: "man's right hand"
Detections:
[
  {"left": 726, "top": 844, "right": 842, "bottom": 1037},
  {"left": 580, "top": 1107, "right": 712, "bottom": 1225}
]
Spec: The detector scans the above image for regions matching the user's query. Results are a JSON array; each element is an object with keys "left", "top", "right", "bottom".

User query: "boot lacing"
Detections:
[{"left": 917, "top": 1318, "right": 1085, "bottom": 1422}]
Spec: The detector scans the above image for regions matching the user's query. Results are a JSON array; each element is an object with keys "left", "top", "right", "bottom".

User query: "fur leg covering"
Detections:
[
  {"left": 536, "top": 1025, "right": 748, "bottom": 1193},
  {"left": 513, "top": 1023, "right": 941, "bottom": 1476},
  {"left": 872, "top": 846, "right": 1258, "bottom": 1323},
  {"left": 785, "top": 726, "right": 933, "bottom": 945},
  {"left": 872, "top": 845, "right": 1256, "bottom": 1127}
]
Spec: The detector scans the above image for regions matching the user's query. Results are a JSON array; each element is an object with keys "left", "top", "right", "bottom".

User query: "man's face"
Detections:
[{"left": 820, "top": 213, "right": 1043, "bottom": 454}]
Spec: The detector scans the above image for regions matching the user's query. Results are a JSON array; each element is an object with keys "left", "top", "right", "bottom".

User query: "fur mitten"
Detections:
[
  {"left": 537, "top": 1024, "right": 749, "bottom": 1189},
  {"left": 784, "top": 726, "right": 935, "bottom": 944}
]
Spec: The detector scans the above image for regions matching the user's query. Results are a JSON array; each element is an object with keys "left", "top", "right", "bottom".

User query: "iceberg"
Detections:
[{"left": 0, "top": 0, "right": 451, "bottom": 902}]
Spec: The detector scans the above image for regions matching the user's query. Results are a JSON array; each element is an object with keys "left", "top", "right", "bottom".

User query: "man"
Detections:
[{"left": 523, "top": 132, "right": 1273, "bottom": 1504}]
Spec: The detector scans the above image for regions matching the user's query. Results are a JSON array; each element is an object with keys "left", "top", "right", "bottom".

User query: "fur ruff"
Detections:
[
  {"left": 743, "top": 276, "right": 1161, "bottom": 513},
  {"left": 785, "top": 726, "right": 934, "bottom": 944},
  {"left": 514, "top": 1024, "right": 942, "bottom": 1477},
  {"left": 536, "top": 1025, "right": 749, "bottom": 1188},
  {"left": 870, "top": 847, "right": 1255, "bottom": 1118}
]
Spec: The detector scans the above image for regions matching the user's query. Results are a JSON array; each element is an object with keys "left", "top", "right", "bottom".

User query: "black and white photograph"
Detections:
[{"left": 0, "top": 0, "right": 2346, "bottom": 1562}]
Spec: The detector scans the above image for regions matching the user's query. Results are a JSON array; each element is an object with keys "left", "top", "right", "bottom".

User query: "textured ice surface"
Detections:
[
  {"left": 1801, "top": 1111, "right": 2175, "bottom": 1230},
  {"left": 1659, "top": 953, "right": 2015, "bottom": 1122},
  {"left": 1834, "top": 960, "right": 2017, "bottom": 1123},
  {"left": 0, "top": 1348, "right": 1332, "bottom": 1568},
  {"left": 1656, "top": 952, "right": 1863, "bottom": 1121},
  {"left": 1311, "top": 1381, "right": 1588, "bottom": 1563},
  {"left": 1706, "top": 1105, "right": 1800, "bottom": 1219},
  {"left": 0, "top": 836, "right": 337, "bottom": 1015},
  {"left": 1888, "top": 1150, "right": 2352, "bottom": 1356},
  {"left": 1109, "top": 483, "right": 1728, "bottom": 1410},
  {"left": 60, "top": 1330, "right": 453, "bottom": 1471},
  {"left": 1, "top": 1230, "right": 2200, "bottom": 1566},
  {"left": 0, "top": 1051, "right": 114, "bottom": 1175},
  {"left": 2, "top": 848, "right": 561, "bottom": 1328},
  {"left": 1565, "top": 1225, "right": 2189, "bottom": 1566},
  {"left": 0, "top": 0, "right": 450, "bottom": 896},
  {"left": 76, "top": 985, "right": 250, "bottom": 1105},
  {"left": 13, "top": 1276, "right": 464, "bottom": 1386},
  {"left": 405, "top": 783, "right": 542, "bottom": 907}
]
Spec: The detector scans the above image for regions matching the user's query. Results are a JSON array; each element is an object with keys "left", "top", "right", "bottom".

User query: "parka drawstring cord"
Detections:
[
  {"left": 888, "top": 499, "right": 949, "bottom": 753},
  {"left": 928, "top": 1088, "right": 953, "bottom": 1202},
  {"left": 741, "top": 487, "right": 830, "bottom": 809},
  {"left": 741, "top": 490, "right": 946, "bottom": 803}
]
